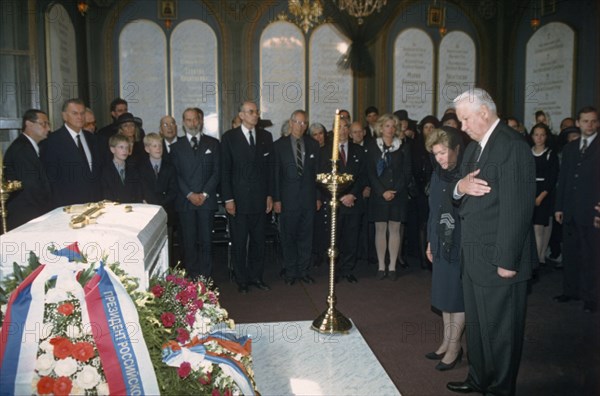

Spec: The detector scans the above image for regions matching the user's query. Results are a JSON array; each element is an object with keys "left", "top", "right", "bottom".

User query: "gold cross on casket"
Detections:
[{"left": 63, "top": 200, "right": 132, "bottom": 229}]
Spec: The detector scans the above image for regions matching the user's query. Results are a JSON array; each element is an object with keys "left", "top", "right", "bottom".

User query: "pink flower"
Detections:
[
  {"left": 166, "top": 274, "right": 176, "bottom": 283},
  {"left": 208, "top": 292, "right": 218, "bottom": 305},
  {"left": 223, "top": 388, "right": 233, "bottom": 396},
  {"left": 151, "top": 285, "right": 165, "bottom": 298},
  {"left": 57, "top": 303, "right": 75, "bottom": 316},
  {"left": 194, "top": 299, "right": 204, "bottom": 310},
  {"left": 178, "top": 361, "right": 192, "bottom": 378},
  {"left": 199, "top": 372, "right": 212, "bottom": 385},
  {"left": 212, "top": 389, "right": 221, "bottom": 396},
  {"left": 185, "top": 312, "right": 196, "bottom": 327},
  {"left": 176, "top": 328, "right": 190, "bottom": 343},
  {"left": 198, "top": 282, "right": 206, "bottom": 295},
  {"left": 160, "top": 312, "right": 176, "bottom": 328}
]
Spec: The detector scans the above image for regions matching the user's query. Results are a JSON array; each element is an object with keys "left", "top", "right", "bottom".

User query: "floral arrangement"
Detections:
[
  {"left": 1, "top": 247, "right": 257, "bottom": 396},
  {"left": 34, "top": 298, "right": 108, "bottom": 395},
  {"left": 137, "top": 271, "right": 256, "bottom": 396}
]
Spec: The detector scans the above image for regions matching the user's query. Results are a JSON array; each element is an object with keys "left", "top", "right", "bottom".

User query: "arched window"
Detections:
[
  {"left": 309, "top": 24, "right": 353, "bottom": 129},
  {"left": 260, "top": 21, "right": 305, "bottom": 138}
]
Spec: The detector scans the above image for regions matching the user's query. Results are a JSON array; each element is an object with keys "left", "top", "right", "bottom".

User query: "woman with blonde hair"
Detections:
[{"left": 365, "top": 113, "right": 412, "bottom": 280}]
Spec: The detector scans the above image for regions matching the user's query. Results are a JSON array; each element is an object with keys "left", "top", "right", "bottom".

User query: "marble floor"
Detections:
[{"left": 237, "top": 320, "right": 400, "bottom": 396}]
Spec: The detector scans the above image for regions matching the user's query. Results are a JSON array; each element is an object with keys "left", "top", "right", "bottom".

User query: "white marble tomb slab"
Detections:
[
  {"left": 236, "top": 320, "right": 400, "bottom": 396},
  {"left": 437, "top": 31, "right": 476, "bottom": 118},
  {"left": 394, "top": 28, "right": 435, "bottom": 122},
  {"left": 524, "top": 22, "right": 575, "bottom": 133}
]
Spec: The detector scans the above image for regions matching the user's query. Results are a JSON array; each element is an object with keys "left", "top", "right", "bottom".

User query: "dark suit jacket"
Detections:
[
  {"left": 319, "top": 141, "right": 367, "bottom": 214},
  {"left": 456, "top": 122, "right": 536, "bottom": 286},
  {"left": 220, "top": 127, "right": 273, "bottom": 214},
  {"left": 170, "top": 134, "right": 220, "bottom": 212},
  {"left": 4, "top": 134, "right": 52, "bottom": 229},
  {"left": 41, "top": 126, "right": 104, "bottom": 208},
  {"left": 273, "top": 134, "right": 320, "bottom": 211},
  {"left": 100, "top": 160, "right": 143, "bottom": 203},
  {"left": 555, "top": 136, "right": 600, "bottom": 226},
  {"left": 138, "top": 157, "right": 178, "bottom": 224}
]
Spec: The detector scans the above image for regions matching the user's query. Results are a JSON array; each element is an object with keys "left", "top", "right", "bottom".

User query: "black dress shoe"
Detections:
[
  {"left": 435, "top": 348, "right": 463, "bottom": 371},
  {"left": 425, "top": 351, "right": 445, "bottom": 360},
  {"left": 238, "top": 283, "right": 249, "bottom": 294},
  {"left": 446, "top": 381, "right": 478, "bottom": 393},
  {"left": 554, "top": 294, "right": 577, "bottom": 303},
  {"left": 284, "top": 278, "right": 296, "bottom": 286},
  {"left": 345, "top": 274, "right": 358, "bottom": 283},
  {"left": 583, "top": 301, "right": 597, "bottom": 313},
  {"left": 300, "top": 275, "right": 315, "bottom": 284},
  {"left": 252, "top": 280, "right": 271, "bottom": 291}
]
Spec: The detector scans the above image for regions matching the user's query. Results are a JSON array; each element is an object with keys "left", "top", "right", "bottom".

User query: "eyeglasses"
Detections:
[
  {"left": 243, "top": 109, "right": 260, "bottom": 116},
  {"left": 291, "top": 119, "right": 307, "bottom": 126}
]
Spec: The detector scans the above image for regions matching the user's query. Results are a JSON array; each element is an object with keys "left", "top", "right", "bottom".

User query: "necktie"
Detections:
[
  {"left": 154, "top": 164, "right": 159, "bottom": 177},
  {"left": 467, "top": 143, "right": 482, "bottom": 172},
  {"left": 76, "top": 134, "right": 87, "bottom": 161},
  {"left": 340, "top": 144, "right": 346, "bottom": 166},
  {"left": 581, "top": 138, "right": 588, "bottom": 154},
  {"left": 296, "top": 139, "right": 303, "bottom": 176},
  {"left": 249, "top": 130, "right": 255, "bottom": 147},
  {"left": 119, "top": 168, "right": 125, "bottom": 184},
  {"left": 191, "top": 136, "right": 198, "bottom": 151}
]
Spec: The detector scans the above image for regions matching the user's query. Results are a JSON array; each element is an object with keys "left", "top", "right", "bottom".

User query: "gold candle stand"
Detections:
[
  {"left": 0, "top": 180, "right": 22, "bottom": 234},
  {"left": 312, "top": 110, "right": 354, "bottom": 334}
]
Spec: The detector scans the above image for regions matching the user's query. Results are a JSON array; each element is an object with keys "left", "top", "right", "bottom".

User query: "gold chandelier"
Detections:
[
  {"left": 287, "top": 0, "right": 324, "bottom": 33},
  {"left": 334, "top": 0, "right": 388, "bottom": 24}
]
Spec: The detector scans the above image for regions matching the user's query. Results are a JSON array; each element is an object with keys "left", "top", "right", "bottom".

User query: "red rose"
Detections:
[
  {"left": 160, "top": 312, "right": 176, "bottom": 328},
  {"left": 37, "top": 376, "right": 55, "bottom": 395},
  {"left": 212, "top": 389, "right": 221, "bottom": 396},
  {"left": 199, "top": 372, "right": 212, "bottom": 385},
  {"left": 178, "top": 361, "right": 192, "bottom": 378},
  {"left": 176, "top": 328, "right": 190, "bottom": 343},
  {"left": 72, "top": 341, "right": 95, "bottom": 362},
  {"left": 194, "top": 299, "right": 204, "bottom": 310},
  {"left": 57, "top": 302, "right": 75, "bottom": 316},
  {"left": 151, "top": 285, "right": 165, "bottom": 298},
  {"left": 223, "top": 388, "right": 233, "bottom": 396},
  {"left": 198, "top": 282, "right": 206, "bottom": 295},
  {"left": 51, "top": 337, "right": 73, "bottom": 359},
  {"left": 53, "top": 376, "right": 73, "bottom": 396}
]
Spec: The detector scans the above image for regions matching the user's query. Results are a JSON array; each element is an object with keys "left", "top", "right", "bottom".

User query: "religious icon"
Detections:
[
  {"left": 427, "top": 5, "right": 445, "bottom": 27},
  {"left": 159, "top": 0, "right": 177, "bottom": 19}
]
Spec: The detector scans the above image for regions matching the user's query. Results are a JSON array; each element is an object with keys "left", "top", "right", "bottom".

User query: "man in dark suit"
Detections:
[
  {"left": 364, "top": 106, "right": 379, "bottom": 141},
  {"left": 320, "top": 117, "right": 367, "bottom": 283},
  {"left": 221, "top": 101, "right": 274, "bottom": 293},
  {"left": 41, "top": 98, "right": 104, "bottom": 208},
  {"left": 554, "top": 106, "right": 600, "bottom": 313},
  {"left": 170, "top": 107, "right": 220, "bottom": 278},
  {"left": 447, "top": 89, "right": 536, "bottom": 396},
  {"left": 159, "top": 115, "right": 179, "bottom": 159},
  {"left": 273, "top": 110, "right": 321, "bottom": 285},
  {"left": 4, "top": 109, "right": 52, "bottom": 230},
  {"left": 97, "top": 97, "right": 128, "bottom": 139}
]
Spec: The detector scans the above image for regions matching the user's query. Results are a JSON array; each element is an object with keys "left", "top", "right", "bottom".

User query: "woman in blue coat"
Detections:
[{"left": 424, "top": 126, "right": 466, "bottom": 371}]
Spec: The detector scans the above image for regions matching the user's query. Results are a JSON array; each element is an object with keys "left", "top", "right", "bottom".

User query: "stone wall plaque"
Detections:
[
  {"left": 309, "top": 24, "right": 352, "bottom": 130},
  {"left": 393, "top": 28, "right": 434, "bottom": 123},
  {"left": 171, "top": 20, "right": 219, "bottom": 138},
  {"left": 119, "top": 20, "right": 167, "bottom": 134},
  {"left": 524, "top": 22, "right": 575, "bottom": 133},
  {"left": 437, "top": 31, "right": 476, "bottom": 118},
  {"left": 45, "top": 4, "right": 78, "bottom": 127},
  {"left": 260, "top": 21, "right": 305, "bottom": 140}
]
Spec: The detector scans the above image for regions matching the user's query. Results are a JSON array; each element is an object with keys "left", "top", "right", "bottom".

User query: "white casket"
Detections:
[{"left": 0, "top": 203, "right": 168, "bottom": 290}]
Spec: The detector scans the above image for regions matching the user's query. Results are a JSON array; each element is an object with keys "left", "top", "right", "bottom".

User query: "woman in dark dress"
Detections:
[
  {"left": 424, "top": 127, "right": 465, "bottom": 371},
  {"left": 366, "top": 113, "right": 411, "bottom": 280},
  {"left": 530, "top": 123, "right": 559, "bottom": 266}
]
